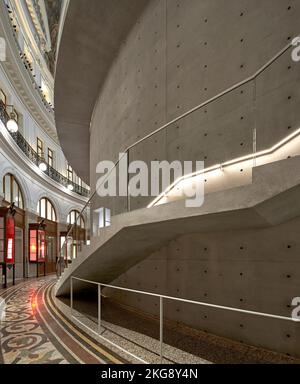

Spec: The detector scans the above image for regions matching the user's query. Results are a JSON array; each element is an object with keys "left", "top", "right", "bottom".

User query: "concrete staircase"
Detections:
[{"left": 55, "top": 156, "right": 300, "bottom": 297}]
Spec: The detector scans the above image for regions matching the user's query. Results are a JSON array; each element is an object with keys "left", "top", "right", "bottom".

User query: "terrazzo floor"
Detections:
[
  {"left": 0, "top": 277, "right": 126, "bottom": 364},
  {"left": 0, "top": 277, "right": 299, "bottom": 364},
  {"left": 61, "top": 291, "right": 300, "bottom": 365}
]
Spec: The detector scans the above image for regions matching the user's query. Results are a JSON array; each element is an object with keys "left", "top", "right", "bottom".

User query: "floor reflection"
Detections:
[{"left": 0, "top": 278, "right": 67, "bottom": 364}]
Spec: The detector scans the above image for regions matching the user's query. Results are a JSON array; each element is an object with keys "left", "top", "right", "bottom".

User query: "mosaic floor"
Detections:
[
  {"left": 0, "top": 277, "right": 208, "bottom": 365},
  {"left": 0, "top": 278, "right": 126, "bottom": 364},
  {"left": 1, "top": 278, "right": 299, "bottom": 365}
]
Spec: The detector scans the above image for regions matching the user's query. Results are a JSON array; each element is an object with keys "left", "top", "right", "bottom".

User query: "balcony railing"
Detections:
[
  {"left": 0, "top": 102, "right": 89, "bottom": 198},
  {"left": 4, "top": 0, "right": 54, "bottom": 112}
]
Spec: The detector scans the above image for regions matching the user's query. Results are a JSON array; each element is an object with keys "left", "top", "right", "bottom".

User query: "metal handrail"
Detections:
[
  {"left": 71, "top": 276, "right": 299, "bottom": 364},
  {"left": 57, "top": 40, "right": 295, "bottom": 273},
  {"left": 0, "top": 102, "right": 89, "bottom": 197},
  {"left": 72, "top": 277, "right": 298, "bottom": 323}
]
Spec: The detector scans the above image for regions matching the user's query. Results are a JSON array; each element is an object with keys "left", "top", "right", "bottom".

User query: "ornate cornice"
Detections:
[{"left": 0, "top": 0, "right": 58, "bottom": 143}]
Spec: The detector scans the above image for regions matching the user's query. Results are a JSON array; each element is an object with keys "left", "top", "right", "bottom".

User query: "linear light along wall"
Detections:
[{"left": 148, "top": 127, "right": 300, "bottom": 208}]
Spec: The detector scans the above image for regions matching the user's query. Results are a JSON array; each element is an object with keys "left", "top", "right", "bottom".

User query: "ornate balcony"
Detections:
[
  {"left": 4, "top": 0, "right": 54, "bottom": 112},
  {"left": 0, "top": 101, "right": 89, "bottom": 198}
]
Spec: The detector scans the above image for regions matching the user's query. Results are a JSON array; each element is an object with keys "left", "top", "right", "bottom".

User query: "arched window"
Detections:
[
  {"left": 3, "top": 174, "right": 24, "bottom": 209},
  {"left": 37, "top": 198, "right": 56, "bottom": 222},
  {"left": 67, "top": 210, "right": 85, "bottom": 229}
]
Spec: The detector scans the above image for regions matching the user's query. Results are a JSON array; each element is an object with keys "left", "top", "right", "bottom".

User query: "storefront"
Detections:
[
  {"left": 0, "top": 205, "right": 15, "bottom": 288},
  {"left": 2, "top": 174, "right": 25, "bottom": 279},
  {"left": 37, "top": 198, "right": 58, "bottom": 275},
  {"left": 1, "top": 179, "right": 87, "bottom": 279},
  {"left": 28, "top": 222, "right": 46, "bottom": 277}
]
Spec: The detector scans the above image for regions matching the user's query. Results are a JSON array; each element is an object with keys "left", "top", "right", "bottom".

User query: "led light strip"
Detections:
[{"left": 148, "top": 127, "right": 300, "bottom": 208}]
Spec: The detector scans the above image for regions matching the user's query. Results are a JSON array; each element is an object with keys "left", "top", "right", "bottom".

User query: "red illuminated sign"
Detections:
[
  {"left": 0, "top": 208, "right": 15, "bottom": 265},
  {"left": 29, "top": 224, "right": 46, "bottom": 263},
  {"left": 5, "top": 216, "right": 15, "bottom": 264}
]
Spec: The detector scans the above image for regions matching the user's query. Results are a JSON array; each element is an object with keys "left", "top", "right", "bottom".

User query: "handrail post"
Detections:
[
  {"left": 69, "top": 277, "right": 299, "bottom": 365},
  {"left": 98, "top": 284, "right": 102, "bottom": 334},
  {"left": 160, "top": 296, "right": 163, "bottom": 364},
  {"left": 127, "top": 150, "right": 130, "bottom": 212},
  {"left": 70, "top": 277, "right": 73, "bottom": 316},
  {"left": 252, "top": 78, "right": 257, "bottom": 167}
]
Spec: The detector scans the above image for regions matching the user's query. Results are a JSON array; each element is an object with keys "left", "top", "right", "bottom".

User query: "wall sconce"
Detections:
[
  {"left": 38, "top": 153, "right": 47, "bottom": 172},
  {"left": 5, "top": 105, "right": 18, "bottom": 133}
]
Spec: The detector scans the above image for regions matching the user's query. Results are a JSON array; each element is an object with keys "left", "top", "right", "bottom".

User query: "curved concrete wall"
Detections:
[
  {"left": 108, "top": 214, "right": 300, "bottom": 357},
  {"left": 87, "top": 0, "right": 300, "bottom": 357},
  {"left": 91, "top": 0, "right": 300, "bottom": 213}
]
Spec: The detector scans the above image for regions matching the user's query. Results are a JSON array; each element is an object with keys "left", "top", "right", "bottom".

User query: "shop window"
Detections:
[
  {"left": 0, "top": 207, "right": 16, "bottom": 268},
  {"left": 29, "top": 224, "right": 46, "bottom": 263}
]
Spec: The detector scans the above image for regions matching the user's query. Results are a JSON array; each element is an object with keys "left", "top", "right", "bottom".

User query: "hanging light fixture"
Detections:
[
  {"left": 39, "top": 160, "right": 47, "bottom": 172},
  {"left": 38, "top": 152, "right": 47, "bottom": 172},
  {"left": 6, "top": 107, "right": 19, "bottom": 133}
]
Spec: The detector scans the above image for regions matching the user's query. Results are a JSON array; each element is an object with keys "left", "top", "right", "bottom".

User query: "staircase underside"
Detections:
[{"left": 55, "top": 156, "right": 300, "bottom": 297}]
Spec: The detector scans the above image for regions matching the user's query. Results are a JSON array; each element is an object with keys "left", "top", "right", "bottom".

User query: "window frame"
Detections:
[
  {"left": 37, "top": 137, "right": 44, "bottom": 158},
  {"left": 2, "top": 173, "right": 24, "bottom": 210},
  {"left": 67, "top": 165, "right": 73, "bottom": 182},
  {"left": 48, "top": 148, "right": 54, "bottom": 168},
  {"left": 37, "top": 198, "right": 57, "bottom": 222},
  {"left": 67, "top": 210, "right": 85, "bottom": 229}
]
